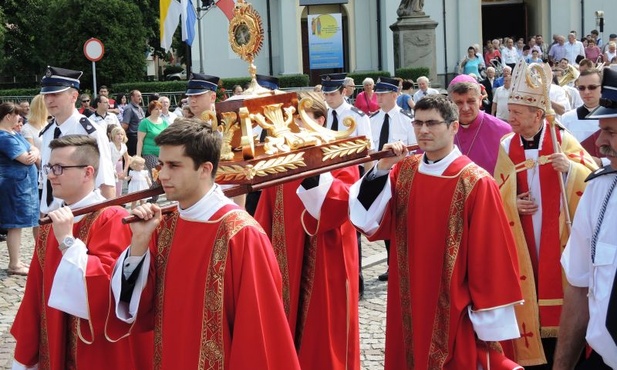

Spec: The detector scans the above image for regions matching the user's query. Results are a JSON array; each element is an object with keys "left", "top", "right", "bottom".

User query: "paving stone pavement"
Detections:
[{"left": 0, "top": 227, "right": 388, "bottom": 369}]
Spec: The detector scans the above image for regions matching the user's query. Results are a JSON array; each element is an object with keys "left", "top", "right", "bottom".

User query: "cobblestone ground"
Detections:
[{"left": 0, "top": 227, "right": 388, "bottom": 369}]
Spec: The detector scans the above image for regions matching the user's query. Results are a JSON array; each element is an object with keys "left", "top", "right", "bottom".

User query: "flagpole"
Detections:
[{"left": 197, "top": 5, "right": 204, "bottom": 73}]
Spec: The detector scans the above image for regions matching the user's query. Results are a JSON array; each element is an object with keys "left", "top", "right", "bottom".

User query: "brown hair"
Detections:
[
  {"left": 49, "top": 135, "right": 100, "bottom": 175},
  {"left": 155, "top": 117, "right": 221, "bottom": 176}
]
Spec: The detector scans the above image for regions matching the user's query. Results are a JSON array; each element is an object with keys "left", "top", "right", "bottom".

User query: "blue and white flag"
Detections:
[{"left": 181, "top": 0, "right": 197, "bottom": 46}]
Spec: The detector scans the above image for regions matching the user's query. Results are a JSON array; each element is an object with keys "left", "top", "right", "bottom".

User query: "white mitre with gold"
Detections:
[{"left": 508, "top": 59, "right": 553, "bottom": 112}]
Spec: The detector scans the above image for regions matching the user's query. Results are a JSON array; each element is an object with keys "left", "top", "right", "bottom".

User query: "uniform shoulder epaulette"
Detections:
[
  {"left": 79, "top": 117, "right": 97, "bottom": 134},
  {"left": 350, "top": 106, "right": 366, "bottom": 117},
  {"left": 399, "top": 109, "right": 413, "bottom": 119},
  {"left": 585, "top": 165, "right": 617, "bottom": 182},
  {"left": 369, "top": 111, "right": 380, "bottom": 118},
  {"left": 39, "top": 119, "right": 55, "bottom": 137}
]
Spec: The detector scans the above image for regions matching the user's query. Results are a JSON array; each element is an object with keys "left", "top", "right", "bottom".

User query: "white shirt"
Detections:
[
  {"left": 412, "top": 88, "right": 439, "bottom": 103},
  {"left": 502, "top": 46, "right": 520, "bottom": 65},
  {"left": 161, "top": 111, "right": 178, "bottom": 125},
  {"left": 493, "top": 86, "right": 511, "bottom": 120},
  {"left": 40, "top": 110, "right": 115, "bottom": 214},
  {"left": 564, "top": 40, "right": 586, "bottom": 64},
  {"left": 369, "top": 106, "right": 416, "bottom": 151},
  {"left": 328, "top": 100, "right": 374, "bottom": 148},
  {"left": 561, "top": 108, "right": 600, "bottom": 143},
  {"left": 561, "top": 171, "right": 617, "bottom": 369},
  {"left": 89, "top": 111, "right": 120, "bottom": 134}
]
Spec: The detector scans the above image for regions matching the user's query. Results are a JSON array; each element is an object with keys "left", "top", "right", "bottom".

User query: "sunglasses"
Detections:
[
  {"left": 576, "top": 84, "right": 600, "bottom": 91},
  {"left": 82, "top": 100, "right": 90, "bottom": 103}
]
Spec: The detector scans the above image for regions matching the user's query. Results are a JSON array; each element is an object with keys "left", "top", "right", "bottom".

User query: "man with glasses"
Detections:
[
  {"left": 11, "top": 135, "right": 152, "bottom": 370},
  {"left": 343, "top": 76, "right": 355, "bottom": 103},
  {"left": 493, "top": 59, "right": 597, "bottom": 367},
  {"left": 561, "top": 69, "right": 611, "bottom": 167},
  {"left": 39, "top": 66, "right": 115, "bottom": 215},
  {"left": 348, "top": 94, "right": 523, "bottom": 369}
]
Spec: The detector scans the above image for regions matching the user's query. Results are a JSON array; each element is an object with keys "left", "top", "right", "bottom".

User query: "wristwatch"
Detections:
[{"left": 59, "top": 236, "right": 75, "bottom": 252}]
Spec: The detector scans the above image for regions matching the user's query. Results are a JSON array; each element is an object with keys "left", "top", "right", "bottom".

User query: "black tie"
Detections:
[
  {"left": 378, "top": 113, "right": 389, "bottom": 151},
  {"left": 46, "top": 127, "right": 62, "bottom": 206},
  {"left": 331, "top": 110, "right": 338, "bottom": 131}
]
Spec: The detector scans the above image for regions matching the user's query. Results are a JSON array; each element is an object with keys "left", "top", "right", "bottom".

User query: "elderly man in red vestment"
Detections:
[
  {"left": 493, "top": 59, "right": 597, "bottom": 368},
  {"left": 349, "top": 95, "right": 524, "bottom": 369},
  {"left": 110, "top": 118, "right": 300, "bottom": 370},
  {"left": 11, "top": 135, "right": 152, "bottom": 370},
  {"left": 448, "top": 74, "right": 512, "bottom": 176},
  {"left": 254, "top": 91, "right": 360, "bottom": 370}
]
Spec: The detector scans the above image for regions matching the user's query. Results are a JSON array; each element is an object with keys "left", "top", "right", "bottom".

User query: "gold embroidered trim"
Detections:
[
  {"left": 272, "top": 186, "right": 291, "bottom": 316},
  {"left": 294, "top": 235, "right": 317, "bottom": 349},
  {"left": 394, "top": 156, "right": 419, "bottom": 369},
  {"left": 153, "top": 212, "right": 180, "bottom": 370}
]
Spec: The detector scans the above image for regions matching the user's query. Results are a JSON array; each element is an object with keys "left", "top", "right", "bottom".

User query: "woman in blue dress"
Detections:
[{"left": 0, "top": 102, "right": 40, "bottom": 276}]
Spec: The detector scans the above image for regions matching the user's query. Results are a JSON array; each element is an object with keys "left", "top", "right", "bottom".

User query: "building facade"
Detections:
[{"left": 191, "top": 0, "right": 617, "bottom": 86}]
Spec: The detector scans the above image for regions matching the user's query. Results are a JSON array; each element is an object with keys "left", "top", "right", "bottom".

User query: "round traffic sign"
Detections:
[{"left": 84, "top": 38, "right": 104, "bottom": 62}]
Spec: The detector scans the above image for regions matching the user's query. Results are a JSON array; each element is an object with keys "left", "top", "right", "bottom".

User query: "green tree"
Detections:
[
  {"left": 0, "top": 0, "right": 51, "bottom": 86},
  {"left": 42, "top": 0, "right": 149, "bottom": 90}
]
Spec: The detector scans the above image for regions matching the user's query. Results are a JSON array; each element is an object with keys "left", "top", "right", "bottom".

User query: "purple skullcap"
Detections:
[{"left": 448, "top": 74, "right": 479, "bottom": 88}]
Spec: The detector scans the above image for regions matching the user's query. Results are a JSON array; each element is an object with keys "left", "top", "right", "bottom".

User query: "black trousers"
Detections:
[{"left": 127, "top": 133, "right": 138, "bottom": 156}]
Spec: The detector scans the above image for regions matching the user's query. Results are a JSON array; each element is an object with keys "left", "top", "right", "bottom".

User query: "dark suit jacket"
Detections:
[{"left": 481, "top": 78, "right": 495, "bottom": 112}]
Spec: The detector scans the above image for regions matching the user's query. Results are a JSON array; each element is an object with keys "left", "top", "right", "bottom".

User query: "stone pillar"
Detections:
[{"left": 390, "top": 15, "right": 439, "bottom": 84}]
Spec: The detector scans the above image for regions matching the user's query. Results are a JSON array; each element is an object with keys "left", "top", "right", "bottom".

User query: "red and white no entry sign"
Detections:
[{"left": 84, "top": 38, "right": 104, "bottom": 62}]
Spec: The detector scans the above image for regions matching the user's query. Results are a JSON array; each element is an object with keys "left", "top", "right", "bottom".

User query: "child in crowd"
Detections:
[
  {"left": 126, "top": 156, "right": 151, "bottom": 208},
  {"left": 109, "top": 126, "right": 131, "bottom": 198}
]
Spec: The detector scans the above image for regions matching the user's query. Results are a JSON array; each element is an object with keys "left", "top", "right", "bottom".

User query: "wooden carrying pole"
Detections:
[{"left": 40, "top": 144, "right": 418, "bottom": 225}]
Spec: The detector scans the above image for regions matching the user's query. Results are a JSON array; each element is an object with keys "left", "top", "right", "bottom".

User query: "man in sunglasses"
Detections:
[
  {"left": 561, "top": 68, "right": 611, "bottom": 167},
  {"left": 11, "top": 135, "right": 152, "bottom": 370},
  {"left": 349, "top": 95, "right": 523, "bottom": 369}
]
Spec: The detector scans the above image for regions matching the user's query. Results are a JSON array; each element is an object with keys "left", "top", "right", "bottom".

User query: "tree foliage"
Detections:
[{"left": 0, "top": 0, "right": 162, "bottom": 89}]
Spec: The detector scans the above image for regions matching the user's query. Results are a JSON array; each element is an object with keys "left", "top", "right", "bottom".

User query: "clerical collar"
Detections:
[
  {"left": 521, "top": 125, "right": 543, "bottom": 149},
  {"left": 423, "top": 155, "right": 443, "bottom": 164}
]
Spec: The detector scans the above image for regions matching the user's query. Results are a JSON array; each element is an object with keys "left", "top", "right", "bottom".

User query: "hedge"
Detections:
[{"left": 395, "top": 67, "right": 431, "bottom": 81}]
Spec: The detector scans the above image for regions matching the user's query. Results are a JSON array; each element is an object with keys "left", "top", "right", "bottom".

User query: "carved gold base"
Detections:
[{"left": 216, "top": 136, "right": 370, "bottom": 184}]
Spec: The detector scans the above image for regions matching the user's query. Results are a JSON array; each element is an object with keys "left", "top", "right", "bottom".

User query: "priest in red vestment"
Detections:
[
  {"left": 110, "top": 118, "right": 301, "bottom": 370},
  {"left": 349, "top": 95, "right": 524, "bottom": 370},
  {"left": 11, "top": 135, "right": 152, "bottom": 370},
  {"left": 493, "top": 59, "right": 597, "bottom": 367},
  {"left": 254, "top": 90, "right": 360, "bottom": 370}
]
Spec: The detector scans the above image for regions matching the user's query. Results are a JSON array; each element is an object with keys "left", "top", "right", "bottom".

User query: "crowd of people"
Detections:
[{"left": 1, "top": 38, "right": 616, "bottom": 369}]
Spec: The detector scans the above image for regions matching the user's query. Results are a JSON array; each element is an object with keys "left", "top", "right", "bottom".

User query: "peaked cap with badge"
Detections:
[
  {"left": 186, "top": 72, "right": 220, "bottom": 96},
  {"left": 320, "top": 73, "right": 347, "bottom": 93},
  {"left": 40, "top": 66, "right": 83, "bottom": 94},
  {"left": 374, "top": 77, "right": 400, "bottom": 94}
]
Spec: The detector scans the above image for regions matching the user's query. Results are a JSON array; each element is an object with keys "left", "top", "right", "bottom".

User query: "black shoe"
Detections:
[
  {"left": 0, "top": 234, "right": 6, "bottom": 242},
  {"left": 378, "top": 270, "right": 389, "bottom": 281}
]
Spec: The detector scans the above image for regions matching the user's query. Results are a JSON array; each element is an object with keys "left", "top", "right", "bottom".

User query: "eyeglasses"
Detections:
[
  {"left": 411, "top": 120, "right": 448, "bottom": 129},
  {"left": 43, "top": 164, "right": 88, "bottom": 176},
  {"left": 82, "top": 100, "right": 90, "bottom": 103},
  {"left": 576, "top": 84, "right": 601, "bottom": 91}
]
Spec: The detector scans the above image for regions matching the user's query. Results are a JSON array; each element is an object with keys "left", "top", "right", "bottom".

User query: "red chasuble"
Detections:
[
  {"left": 139, "top": 204, "right": 300, "bottom": 370},
  {"left": 11, "top": 207, "right": 153, "bottom": 370},
  {"left": 254, "top": 166, "right": 360, "bottom": 370},
  {"left": 369, "top": 155, "right": 523, "bottom": 370}
]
